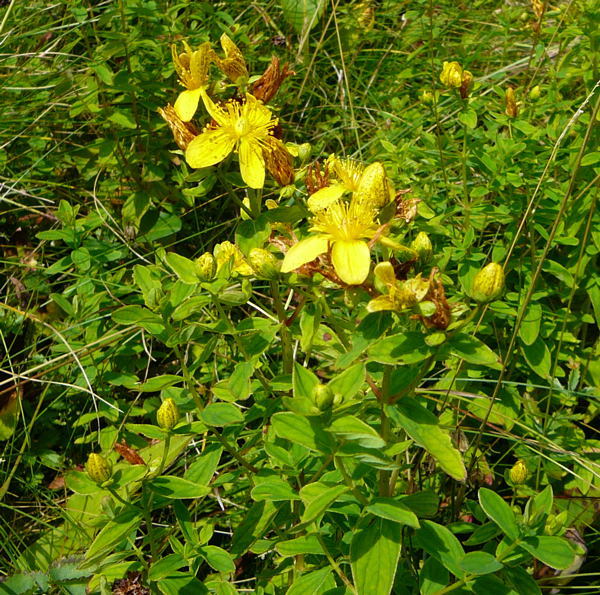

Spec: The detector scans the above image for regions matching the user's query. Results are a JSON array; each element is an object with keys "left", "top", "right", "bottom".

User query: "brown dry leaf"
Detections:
[{"left": 114, "top": 440, "right": 146, "bottom": 466}]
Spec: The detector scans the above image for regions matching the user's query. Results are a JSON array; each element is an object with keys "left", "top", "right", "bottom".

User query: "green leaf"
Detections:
[
  {"left": 111, "top": 305, "right": 166, "bottom": 334},
  {"left": 460, "top": 551, "right": 503, "bottom": 575},
  {"left": 300, "top": 483, "right": 348, "bottom": 524},
  {"left": 328, "top": 415, "right": 386, "bottom": 449},
  {"left": 366, "top": 498, "right": 420, "bottom": 528},
  {"left": 164, "top": 252, "right": 200, "bottom": 284},
  {"left": 368, "top": 332, "right": 432, "bottom": 365},
  {"left": 251, "top": 478, "right": 300, "bottom": 502},
  {"left": 280, "top": 0, "right": 326, "bottom": 34},
  {"left": 415, "top": 520, "right": 465, "bottom": 579},
  {"left": 184, "top": 446, "right": 222, "bottom": 486},
  {"left": 71, "top": 247, "right": 91, "bottom": 271},
  {"left": 479, "top": 488, "right": 520, "bottom": 540},
  {"left": 108, "top": 109, "right": 137, "bottom": 129},
  {"left": 84, "top": 508, "right": 143, "bottom": 564},
  {"left": 520, "top": 336, "right": 552, "bottom": 379},
  {"left": 272, "top": 412, "right": 334, "bottom": 453},
  {"left": 520, "top": 536, "right": 576, "bottom": 570},
  {"left": 399, "top": 490, "right": 439, "bottom": 517},
  {"left": 230, "top": 501, "right": 279, "bottom": 556},
  {"left": 328, "top": 363, "right": 366, "bottom": 402},
  {"left": 293, "top": 361, "right": 320, "bottom": 400},
  {"left": 200, "top": 403, "right": 243, "bottom": 426},
  {"left": 458, "top": 108, "right": 477, "bottom": 129},
  {"left": 0, "top": 396, "right": 18, "bottom": 440},
  {"left": 135, "top": 375, "right": 183, "bottom": 393},
  {"left": 276, "top": 535, "right": 325, "bottom": 557},
  {"left": 419, "top": 557, "right": 449, "bottom": 595},
  {"left": 387, "top": 400, "right": 467, "bottom": 481},
  {"left": 286, "top": 566, "right": 336, "bottom": 595},
  {"left": 148, "top": 554, "right": 187, "bottom": 581},
  {"left": 447, "top": 333, "right": 502, "bottom": 369},
  {"left": 199, "top": 545, "right": 236, "bottom": 573},
  {"left": 155, "top": 572, "right": 208, "bottom": 595},
  {"left": 518, "top": 303, "right": 542, "bottom": 346},
  {"left": 351, "top": 518, "right": 402, "bottom": 595},
  {"left": 148, "top": 476, "right": 211, "bottom": 499}
]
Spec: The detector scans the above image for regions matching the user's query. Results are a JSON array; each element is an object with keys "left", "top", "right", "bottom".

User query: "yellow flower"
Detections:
[
  {"left": 212, "top": 34, "right": 248, "bottom": 83},
  {"left": 185, "top": 89, "right": 287, "bottom": 189},
  {"left": 172, "top": 40, "right": 212, "bottom": 122},
  {"left": 214, "top": 241, "right": 254, "bottom": 276},
  {"left": 367, "top": 262, "right": 429, "bottom": 312},
  {"left": 440, "top": 61, "right": 464, "bottom": 89},
  {"left": 281, "top": 195, "right": 379, "bottom": 285}
]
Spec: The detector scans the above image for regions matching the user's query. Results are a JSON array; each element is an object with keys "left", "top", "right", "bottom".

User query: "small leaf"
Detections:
[
  {"left": 164, "top": 252, "right": 200, "bottom": 284},
  {"left": 276, "top": 535, "right": 325, "bottom": 557},
  {"left": 479, "top": 488, "right": 520, "bottom": 541},
  {"left": 148, "top": 476, "right": 211, "bottom": 499},
  {"left": 272, "top": 412, "right": 334, "bottom": 453},
  {"left": 387, "top": 401, "right": 466, "bottom": 481},
  {"left": 368, "top": 332, "right": 432, "bottom": 365},
  {"left": 251, "top": 479, "right": 300, "bottom": 502},
  {"left": 328, "top": 415, "right": 386, "bottom": 449},
  {"left": 460, "top": 551, "right": 503, "bottom": 575},
  {"left": 366, "top": 498, "right": 420, "bottom": 528},
  {"left": 199, "top": 545, "right": 236, "bottom": 573},
  {"left": 518, "top": 303, "right": 542, "bottom": 346},
  {"left": 520, "top": 535, "right": 576, "bottom": 570},
  {"left": 286, "top": 566, "right": 336, "bottom": 595},
  {"left": 447, "top": 333, "right": 502, "bottom": 369},
  {"left": 200, "top": 403, "right": 243, "bottom": 426},
  {"left": 415, "top": 520, "right": 465, "bottom": 579},
  {"left": 85, "top": 508, "right": 143, "bottom": 564},
  {"left": 300, "top": 483, "right": 348, "bottom": 524},
  {"left": 135, "top": 375, "right": 182, "bottom": 393},
  {"left": 293, "top": 361, "right": 320, "bottom": 400}
]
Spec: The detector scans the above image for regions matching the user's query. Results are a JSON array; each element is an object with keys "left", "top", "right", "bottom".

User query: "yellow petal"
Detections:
[
  {"left": 185, "top": 129, "right": 235, "bottom": 169},
  {"left": 174, "top": 88, "right": 203, "bottom": 122},
  {"left": 239, "top": 139, "right": 266, "bottom": 189},
  {"left": 200, "top": 88, "right": 228, "bottom": 126},
  {"left": 374, "top": 261, "right": 397, "bottom": 286},
  {"left": 281, "top": 235, "right": 329, "bottom": 273},
  {"left": 367, "top": 296, "right": 396, "bottom": 313},
  {"left": 331, "top": 240, "right": 370, "bottom": 285},
  {"left": 307, "top": 184, "right": 346, "bottom": 212}
]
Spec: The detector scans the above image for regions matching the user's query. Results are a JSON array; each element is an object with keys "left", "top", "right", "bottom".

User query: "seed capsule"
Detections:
[
  {"left": 411, "top": 232, "right": 433, "bottom": 263},
  {"left": 249, "top": 248, "right": 280, "bottom": 280},
  {"left": 157, "top": 398, "right": 180, "bottom": 431}
]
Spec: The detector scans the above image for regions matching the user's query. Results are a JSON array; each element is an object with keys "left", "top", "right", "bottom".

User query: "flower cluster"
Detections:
[{"left": 160, "top": 34, "right": 294, "bottom": 189}]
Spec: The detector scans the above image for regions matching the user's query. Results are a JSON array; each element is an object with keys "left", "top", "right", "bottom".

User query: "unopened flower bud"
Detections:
[
  {"left": 279, "top": 185, "right": 296, "bottom": 199},
  {"left": 195, "top": 252, "right": 216, "bottom": 282},
  {"left": 411, "top": 232, "right": 433, "bottom": 263},
  {"left": 420, "top": 90, "right": 434, "bottom": 105},
  {"left": 505, "top": 87, "right": 518, "bottom": 117},
  {"left": 157, "top": 398, "right": 180, "bottom": 431},
  {"left": 529, "top": 85, "right": 541, "bottom": 101},
  {"left": 297, "top": 143, "right": 312, "bottom": 162},
  {"left": 86, "top": 453, "right": 113, "bottom": 485},
  {"left": 440, "top": 61, "right": 463, "bottom": 89},
  {"left": 312, "top": 383, "right": 335, "bottom": 411},
  {"left": 356, "top": 162, "right": 393, "bottom": 209},
  {"left": 248, "top": 248, "right": 280, "bottom": 279},
  {"left": 509, "top": 459, "right": 528, "bottom": 484},
  {"left": 472, "top": 262, "right": 505, "bottom": 303}
]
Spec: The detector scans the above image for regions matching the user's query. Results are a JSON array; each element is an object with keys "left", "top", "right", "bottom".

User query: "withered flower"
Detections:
[{"left": 251, "top": 56, "right": 295, "bottom": 104}]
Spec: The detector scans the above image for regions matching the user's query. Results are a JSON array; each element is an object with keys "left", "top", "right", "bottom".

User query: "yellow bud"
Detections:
[
  {"left": 440, "top": 61, "right": 463, "bottom": 89},
  {"left": 86, "top": 453, "right": 113, "bottom": 485},
  {"left": 157, "top": 398, "right": 180, "bottom": 431},
  {"left": 509, "top": 459, "right": 528, "bottom": 484},
  {"left": 505, "top": 87, "right": 518, "bottom": 118},
  {"left": 529, "top": 85, "right": 541, "bottom": 101},
  {"left": 312, "top": 384, "right": 335, "bottom": 410},
  {"left": 195, "top": 252, "right": 216, "bottom": 282},
  {"left": 411, "top": 232, "right": 433, "bottom": 263},
  {"left": 472, "top": 262, "right": 505, "bottom": 303},
  {"left": 355, "top": 162, "right": 393, "bottom": 209},
  {"left": 248, "top": 248, "right": 280, "bottom": 279},
  {"left": 420, "top": 90, "right": 435, "bottom": 105}
]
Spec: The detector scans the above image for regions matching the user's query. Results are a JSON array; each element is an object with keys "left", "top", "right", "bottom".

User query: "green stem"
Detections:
[
  {"left": 173, "top": 344, "right": 204, "bottom": 411},
  {"left": 461, "top": 119, "right": 470, "bottom": 229},
  {"left": 335, "top": 456, "right": 369, "bottom": 506},
  {"left": 379, "top": 366, "right": 392, "bottom": 497},
  {"left": 315, "top": 531, "right": 357, "bottom": 593},
  {"left": 209, "top": 427, "right": 258, "bottom": 476},
  {"left": 270, "top": 281, "right": 293, "bottom": 375}
]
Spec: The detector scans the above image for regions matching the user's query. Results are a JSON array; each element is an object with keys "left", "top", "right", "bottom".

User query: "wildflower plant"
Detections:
[{"left": 6, "top": 8, "right": 598, "bottom": 595}]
